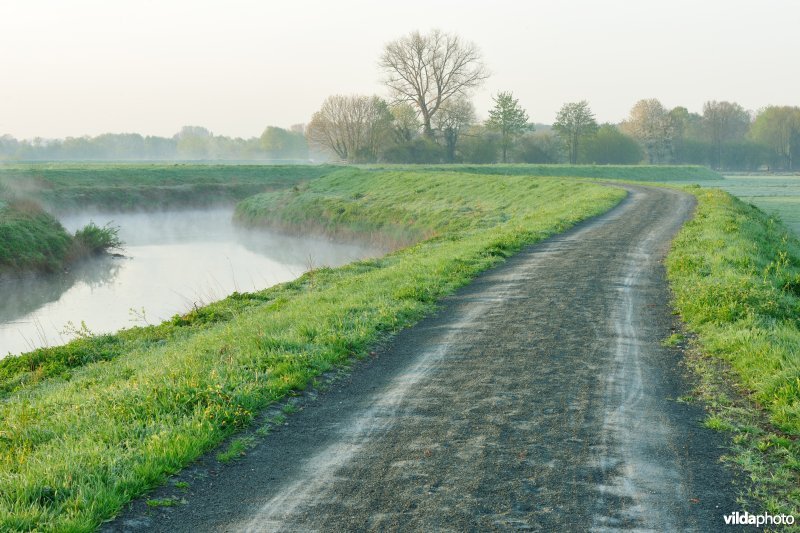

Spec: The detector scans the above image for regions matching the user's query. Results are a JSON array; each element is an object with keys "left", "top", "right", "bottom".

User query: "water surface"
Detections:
[{"left": 0, "top": 209, "right": 380, "bottom": 358}]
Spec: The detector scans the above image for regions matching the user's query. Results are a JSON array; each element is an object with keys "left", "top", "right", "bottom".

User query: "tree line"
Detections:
[
  {"left": 0, "top": 125, "right": 310, "bottom": 161},
  {"left": 2, "top": 29, "right": 798, "bottom": 170},
  {"left": 307, "top": 30, "right": 800, "bottom": 170}
]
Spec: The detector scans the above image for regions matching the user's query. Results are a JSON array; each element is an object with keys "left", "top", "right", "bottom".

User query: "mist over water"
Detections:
[{"left": 0, "top": 208, "right": 382, "bottom": 358}]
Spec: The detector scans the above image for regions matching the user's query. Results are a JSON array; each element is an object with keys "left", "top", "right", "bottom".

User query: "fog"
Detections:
[
  {"left": 1, "top": 1, "right": 798, "bottom": 140},
  {"left": 0, "top": 208, "right": 383, "bottom": 358}
]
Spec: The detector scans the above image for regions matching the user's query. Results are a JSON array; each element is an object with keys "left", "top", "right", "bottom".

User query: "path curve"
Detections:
[{"left": 107, "top": 184, "right": 743, "bottom": 532}]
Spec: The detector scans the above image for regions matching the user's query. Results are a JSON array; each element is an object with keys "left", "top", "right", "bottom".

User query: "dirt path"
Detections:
[{"left": 106, "top": 185, "right": 744, "bottom": 532}]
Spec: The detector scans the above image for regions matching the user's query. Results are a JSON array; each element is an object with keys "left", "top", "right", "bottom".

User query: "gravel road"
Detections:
[{"left": 106, "top": 185, "right": 745, "bottom": 532}]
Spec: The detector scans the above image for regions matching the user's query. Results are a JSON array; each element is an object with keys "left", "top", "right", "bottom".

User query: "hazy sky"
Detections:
[{"left": 1, "top": 0, "right": 797, "bottom": 139}]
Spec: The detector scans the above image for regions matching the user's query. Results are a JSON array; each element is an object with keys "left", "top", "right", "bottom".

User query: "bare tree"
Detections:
[
  {"left": 379, "top": 29, "right": 488, "bottom": 139},
  {"left": 306, "top": 95, "right": 392, "bottom": 163},
  {"left": 433, "top": 97, "right": 476, "bottom": 162}
]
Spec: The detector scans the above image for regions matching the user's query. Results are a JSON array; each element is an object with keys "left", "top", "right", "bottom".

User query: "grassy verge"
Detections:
[
  {"left": 0, "top": 170, "right": 624, "bottom": 531},
  {"left": 667, "top": 188, "right": 800, "bottom": 515}
]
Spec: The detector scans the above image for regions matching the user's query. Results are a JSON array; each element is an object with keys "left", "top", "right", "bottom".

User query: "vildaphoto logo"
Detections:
[{"left": 723, "top": 511, "right": 795, "bottom": 527}]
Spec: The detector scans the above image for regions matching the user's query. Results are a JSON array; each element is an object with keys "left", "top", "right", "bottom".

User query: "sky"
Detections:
[{"left": 1, "top": 0, "right": 798, "bottom": 139}]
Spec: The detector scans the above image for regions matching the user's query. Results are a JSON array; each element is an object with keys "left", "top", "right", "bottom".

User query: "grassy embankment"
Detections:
[
  {"left": 0, "top": 163, "right": 331, "bottom": 275},
  {"left": 363, "top": 163, "right": 722, "bottom": 182},
  {"left": 0, "top": 169, "right": 625, "bottom": 531},
  {"left": 0, "top": 200, "right": 120, "bottom": 276},
  {"left": 666, "top": 188, "right": 800, "bottom": 516},
  {"left": 0, "top": 163, "right": 335, "bottom": 211}
]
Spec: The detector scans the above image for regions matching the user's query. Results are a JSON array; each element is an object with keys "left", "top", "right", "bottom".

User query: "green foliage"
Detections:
[
  {"left": 459, "top": 127, "right": 501, "bottom": 163},
  {"left": 485, "top": 92, "right": 532, "bottom": 163},
  {"left": 513, "top": 132, "right": 564, "bottom": 164},
  {"left": 0, "top": 170, "right": 623, "bottom": 530},
  {"left": 750, "top": 106, "right": 800, "bottom": 170},
  {"left": 259, "top": 126, "right": 308, "bottom": 160},
  {"left": 381, "top": 138, "right": 444, "bottom": 164},
  {"left": 553, "top": 101, "right": 598, "bottom": 164},
  {"left": 146, "top": 498, "right": 179, "bottom": 508},
  {"left": 362, "top": 164, "right": 723, "bottom": 182},
  {"left": 580, "top": 124, "right": 643, "bottom": 165},
  {"left": 667, "top": 188, "right": 800, "bottom": 514},
  {"left": 72, "top": 222, "right": 123, "bottom": 255},
  {"left": 0, "top": 200, "right": 73, "bottom": 273}
]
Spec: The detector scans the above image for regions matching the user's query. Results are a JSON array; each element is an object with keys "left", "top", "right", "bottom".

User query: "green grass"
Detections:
[
  {"left": 634, "top": 174, "right": 800, "bottom": 236},
  {"left": 667, "top": 187, "right": 800, "bottom": 515},
  {"left": 0, "top": 163, "right": 336, "bottom": 211},
  {"left": 216, "top": 436, "right": 255, "bottom": 464},
  {"left": 72, "top": 222, "right": 123, "bottom": 255},
  {"left": 0, "top": 169, "right": 624, "bottom": 531},
  {"left": 0, "top": 200, "right": 123, "bottom": 276},
  {"left": 0, "top": 200, "right": 73, "bottom": 274},
  {"left": 362, "top": 163, "right": 723, "bottom": 182},
  {"left": 145, "top": 498, "right": 179, "bottom": 508}
]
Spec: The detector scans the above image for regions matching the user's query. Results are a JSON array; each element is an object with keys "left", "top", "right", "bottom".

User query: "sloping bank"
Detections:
[
  {"left": 667, "top": 188, "right": 800, "bottom": 516},
  {"left": 0, "top": 199, "right": 120, "bottom": 276},
  {"left": 0, "top": 170, "right": 624, "bottom": 531}
]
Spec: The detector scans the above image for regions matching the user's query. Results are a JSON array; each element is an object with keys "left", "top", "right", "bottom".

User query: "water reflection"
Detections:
[
  {"left": 0, "top": 209, "right": 382, "bottom": 358},
  {"left": 0, "top": 256, "right": 122, "bottom": 325}
]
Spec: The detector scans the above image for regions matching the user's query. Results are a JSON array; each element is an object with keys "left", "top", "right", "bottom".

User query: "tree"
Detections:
[
  {"left": 388, "top": 103, "right": 420, "bottom": 145},
  {"left": 621, "top": 99, "right": 673, "bottom": 164},
  {"left": 459, "top": 125, "right": 500, "bottom": 164},
  {"left": 750, "top": 106, "right": 800, "bottom": 170},
  {"left": 668, "top": 106, "right": 708, "bottom": 164},
  {"left": 485, "top": 92, "right": 531, "bottom": 163},
  {"left": 433, "top": 97, "right": 476, "bottom": 162},
  {"left": 553, "top": 101, "right": 598, "bottom": 164},
  {"left": 174, "top": 126, "right": 213, "bottom": 159},
  {"left": 514, "top": 131, "right": 564, "bottom": 163},
  {"left": 260, "top": 126, "right": 308, "bottom": 159},
  {"left": 306, "top": 95, "right": 392, "bottom": 163},
  {"left": 580, "top": 124, "right": 642, "bottom": 164},
  {"left": 380, "top": 29, "right": 488, "bottom": 139},
  {"left": 702, "top": 100, "right": 750, "bottom": 170}
]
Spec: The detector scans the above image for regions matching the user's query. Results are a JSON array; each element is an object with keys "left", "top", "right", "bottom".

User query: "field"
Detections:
[
  {"left": 0, "top": 163, "right": 335, "bottom": 211},
  {"left": 364, "top": 163, "right": 723, "bottom": 182},
  {"left": 640, "top": 173, "right": 800, "bottom": 236}
]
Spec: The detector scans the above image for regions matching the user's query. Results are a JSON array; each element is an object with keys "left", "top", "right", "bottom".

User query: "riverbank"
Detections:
[
  {"left": 0, "top": 163, "right": 335, "bottom": 212},
  {"left": 0, "top": 171, "right": 624, "bottom": 531},
  {"left": 0, "top": 200, "right": 120, "bottom": 276}
]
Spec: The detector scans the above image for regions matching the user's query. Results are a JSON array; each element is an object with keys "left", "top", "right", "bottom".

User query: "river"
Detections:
[{"left": 0, "top": 208, "right": 381, "bottom": 358}]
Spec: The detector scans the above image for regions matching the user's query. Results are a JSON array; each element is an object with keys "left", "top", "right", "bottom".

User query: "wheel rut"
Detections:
[{"left": 106, "top": 185, "right": 743, "bottom": 532}]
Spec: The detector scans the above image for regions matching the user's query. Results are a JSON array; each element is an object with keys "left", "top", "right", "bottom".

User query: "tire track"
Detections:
[{"left": 107, "top": 185, "right": 743, "bottom": 532}]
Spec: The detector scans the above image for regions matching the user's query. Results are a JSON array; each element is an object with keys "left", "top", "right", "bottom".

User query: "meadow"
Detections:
[
  {"left": 0, "top": 164, "right": 335, "bottom": 211},
  {"left": 608, "top": 172, "right": 800, "bottom": 236}
]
